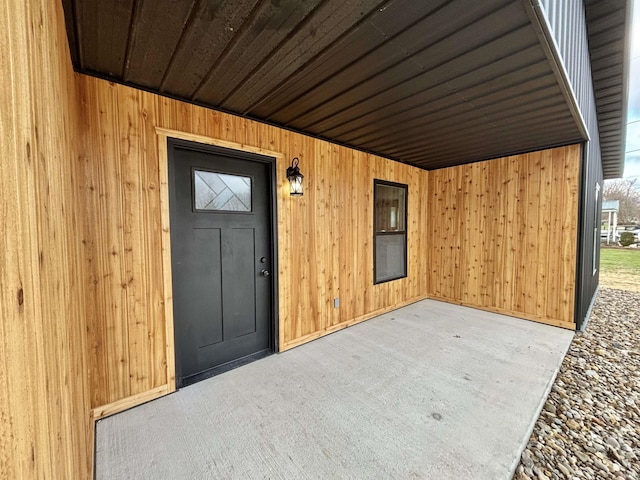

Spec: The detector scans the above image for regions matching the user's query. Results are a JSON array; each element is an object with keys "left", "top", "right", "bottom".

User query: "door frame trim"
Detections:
[{"left": 156, "top": 127, "right": 283, "bottom": 392}]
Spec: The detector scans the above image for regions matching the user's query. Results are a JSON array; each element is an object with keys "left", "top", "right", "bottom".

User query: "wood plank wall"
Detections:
[
  {"left": 77, "top": 76, "right": 430, "bottom": 412},
  {"left": 0, "top": 0, "right": 92, "bottom": 478},
  {"left": 428, "top": 145, "right": 580, "bottom": 328}
]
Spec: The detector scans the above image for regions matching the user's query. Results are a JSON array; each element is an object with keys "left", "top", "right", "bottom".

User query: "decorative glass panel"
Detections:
[{"left": 194, "top": 170, "right": 251, "bottom": 212}]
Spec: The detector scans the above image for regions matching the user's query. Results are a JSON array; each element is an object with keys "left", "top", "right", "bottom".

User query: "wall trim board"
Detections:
[
  {"left": 90, "top": 385, "right": 170, "bottom": 421},
  {"left": 155, "top": 127, "right": 285, "bottom": 160},
  {"left": 427, "top": 295, "right": 576, "bottom": 330},
  {"left": 280, "top": 294, "right": 430, "bottom": 351},
  {"left": 156, "top": 135, "right": 177, "bottom": 393}
]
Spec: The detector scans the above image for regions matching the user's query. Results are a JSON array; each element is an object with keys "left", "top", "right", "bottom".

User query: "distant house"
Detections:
[
  {"left": 601, "top": 200, "right": 621, "bottom": 243},
  {"left": 1, "top": 0, "right": 631, "bottom": 478}
]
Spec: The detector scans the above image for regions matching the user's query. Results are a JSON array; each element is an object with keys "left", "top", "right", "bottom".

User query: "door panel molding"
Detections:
[{"left": 156, "top": 128, "right": 281, "bottom": 391}]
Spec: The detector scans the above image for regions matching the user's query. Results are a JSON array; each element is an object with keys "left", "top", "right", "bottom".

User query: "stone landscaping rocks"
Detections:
[{"left": 513, "top": 288, "right": 640, "bottom": 480}]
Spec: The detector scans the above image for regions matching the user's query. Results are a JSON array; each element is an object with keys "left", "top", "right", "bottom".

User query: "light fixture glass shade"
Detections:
[
  {"left": 286, "top": 158, "right": 304, "bottom": 196},
  {"left": 289, "top": 175, "right": 303, "bottom": 195}
]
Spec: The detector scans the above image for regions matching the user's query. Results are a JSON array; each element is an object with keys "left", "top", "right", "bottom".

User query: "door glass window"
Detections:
[{"left": 193, "top": 170, "right": 252, "bottom": 212}]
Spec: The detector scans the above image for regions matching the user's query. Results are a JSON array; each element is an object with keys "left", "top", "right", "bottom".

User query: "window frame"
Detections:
[
  {"left": 592, "top": 182, "right": 600, "bottom": 275},
  {"left": 373, "top": 179, "right": 408, "bottom": 285}
]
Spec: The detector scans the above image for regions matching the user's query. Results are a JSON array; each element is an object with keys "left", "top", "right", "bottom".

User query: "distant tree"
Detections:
[
  {"left": 603, "top": 178, "right": 640, "bottom": 224},
  {"left": 620, "top": 231, "right": 636, "bottom": 246}
]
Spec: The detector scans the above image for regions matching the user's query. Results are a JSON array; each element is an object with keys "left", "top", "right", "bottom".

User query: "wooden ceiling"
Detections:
[{"left": 61, "top": 0, "right": 624, "bottom": 172}]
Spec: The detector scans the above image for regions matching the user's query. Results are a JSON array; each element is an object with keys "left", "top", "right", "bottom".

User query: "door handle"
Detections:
[{"left": 260, "top": 269, "right": 270, "bottom": 277}]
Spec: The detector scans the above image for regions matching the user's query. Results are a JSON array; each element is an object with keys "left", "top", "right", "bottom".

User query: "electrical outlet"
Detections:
[{"left": 334, "top": 298, "right": 340, "bottom": 308}]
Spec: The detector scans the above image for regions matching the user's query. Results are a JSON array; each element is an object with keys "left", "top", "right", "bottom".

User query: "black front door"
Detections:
[{"left": 168, "top": 140, "right": 274, "bottom": 387}]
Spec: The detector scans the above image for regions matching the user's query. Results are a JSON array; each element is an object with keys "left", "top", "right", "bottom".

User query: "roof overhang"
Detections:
[
  {"left": 61, "top": 0, "right": 630, "bottom": 173},
  {"left": 585, "top": 0, "right": 632, "bottom": 180}
]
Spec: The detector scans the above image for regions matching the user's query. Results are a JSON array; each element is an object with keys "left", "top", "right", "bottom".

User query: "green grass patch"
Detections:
[{"left": 600, "top": 248, "right": 640, "bottom": 276}]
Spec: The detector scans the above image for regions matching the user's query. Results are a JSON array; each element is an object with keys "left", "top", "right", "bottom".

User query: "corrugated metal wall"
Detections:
[
  {"left": 539, "top": 0, "right": 595, "bottom": 122},
  {"left": 576, "top": 115, "right": 604, "bottom": 330},
  {"left": 536, "top": 0, "right": 603, "bottom": 329}
]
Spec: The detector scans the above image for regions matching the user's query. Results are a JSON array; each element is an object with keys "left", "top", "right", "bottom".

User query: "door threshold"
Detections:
[{"left": 181, "top": 349, "right": 273, "bottom": 387}]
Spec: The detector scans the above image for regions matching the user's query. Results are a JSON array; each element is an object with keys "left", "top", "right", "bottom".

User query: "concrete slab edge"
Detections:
[{"left": 506, "top": 334, "right": 575, "bottom": 478}]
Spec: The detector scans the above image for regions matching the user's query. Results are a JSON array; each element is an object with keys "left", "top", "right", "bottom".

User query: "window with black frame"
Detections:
[{"left": 374, "top": 180, "right": 408, "bottom": 284}]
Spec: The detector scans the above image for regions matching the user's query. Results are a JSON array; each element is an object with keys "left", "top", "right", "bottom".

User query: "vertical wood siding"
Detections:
[
  {"left": 0, "top": 0, "right": 92, "bottom": 478},
  {"left": 78, "top": 76, "right": 430, "bottom": 411},
  {"left": 428, "top": 145, "right": 581, "bottom": 329}
]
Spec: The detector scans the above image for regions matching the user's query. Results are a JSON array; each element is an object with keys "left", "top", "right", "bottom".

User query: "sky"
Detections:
[{"left": 625, "top": 0, "right": 640, "bottom": 178}]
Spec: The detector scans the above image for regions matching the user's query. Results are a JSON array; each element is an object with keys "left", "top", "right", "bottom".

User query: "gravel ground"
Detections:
[{"left": 513, "top": 288, "right": 640, "bottom": 480}]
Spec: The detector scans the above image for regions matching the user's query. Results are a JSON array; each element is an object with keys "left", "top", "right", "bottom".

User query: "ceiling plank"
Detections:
[
  {"left": 248, "top": 0, "right": 451, "bottom": 119},
  {"left": 122, "top": 0, "right": 198, "bottom": 87},
  {"left": 269, "top": 0, "right": 522, "bottom": 127},
  {"left": 193, "top": 0, "right": 326, "bottom": 105},
  {"left": 311, "top": 31, "right": 544, "bottom": 137},
  {"left": 160, "top": 0, "right": 264, "bottom": 97},
  {"left": 220, "top": 0, "right": 390, "bottom": 113},
  {"left": 77, "top": 0, "right": 136, "bottom": 76}
]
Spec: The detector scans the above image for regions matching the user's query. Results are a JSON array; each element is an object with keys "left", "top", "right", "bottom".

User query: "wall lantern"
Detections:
[{"left": 286, "top": 157, "right": 304, "bottom": 196}]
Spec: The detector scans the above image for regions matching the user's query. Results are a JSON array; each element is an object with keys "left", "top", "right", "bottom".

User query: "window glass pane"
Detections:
[
  {"left": 375, "top": 234, "right": 406, "bottom": 282},
  {"left": 375, "top": 184, "right": 405, "bottom": 232},
  {"left": 194, "top": 170, "right": 251, "bottom": 212}
]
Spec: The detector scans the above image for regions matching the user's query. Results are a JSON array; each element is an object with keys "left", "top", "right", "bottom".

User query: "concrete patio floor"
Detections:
[{"left": 95, "top": 299, "right": 573, "bottom": 479}]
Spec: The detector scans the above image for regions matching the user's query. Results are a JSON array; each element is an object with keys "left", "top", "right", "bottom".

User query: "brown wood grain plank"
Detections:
[
  {"left": 536, "top": 149, "right": 553, "bottom": 317},
  {"left": 524, "top": 152, "right": 541, "bottom": 316},
  {"left": 503, "top": 155, "right": 519, "bottom": 312},
  {"left": 1, "top": 0, "right": 93, "bottom": 477},
  {"left": 560, "top": 145, "right": 580, "bottom": 321}
]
